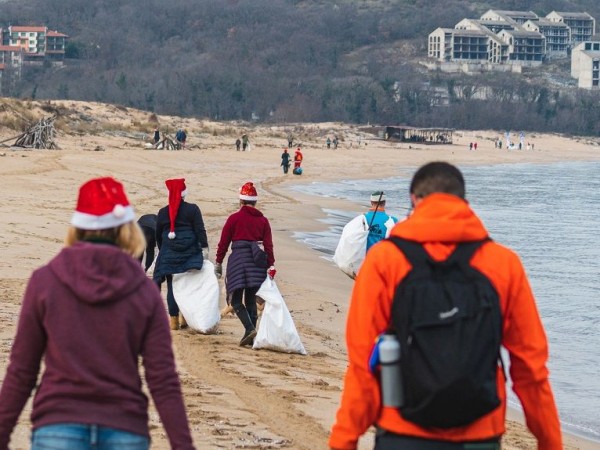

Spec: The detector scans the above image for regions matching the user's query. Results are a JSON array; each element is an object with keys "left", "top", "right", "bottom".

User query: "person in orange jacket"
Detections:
[{"left": 329, "top": 161, "right": 562, "bottom": 450}]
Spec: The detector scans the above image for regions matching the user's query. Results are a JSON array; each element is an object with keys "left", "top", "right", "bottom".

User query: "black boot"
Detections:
[{"left": 234, "top": 305, "right": 256, "bottom": 346}]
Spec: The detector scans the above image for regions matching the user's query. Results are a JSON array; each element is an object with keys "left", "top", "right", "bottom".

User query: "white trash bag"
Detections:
[
  {"left": 172, "top": 261, "right": 220, "bottom": 334},
  {"left": 383, "top": 216, "right": 396, "bottom": 239},
  {"left": 332, "top": 214, "right": 368, "bottom": 279},
  {"left": 253, "top": 277, "right": 307, "bottom": 355}
]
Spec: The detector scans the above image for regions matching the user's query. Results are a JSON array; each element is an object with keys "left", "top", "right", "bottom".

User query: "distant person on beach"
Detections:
[
  {"left": 281, "top": 148, "right": 291, "bottom": 174},
  {"left": 294, "top": 147, "right": 303, "bottom": 169},
  {"left": 242, "top": 134, "right": 249, "bottom": 151},
  {"left": 329, "top": 162, "right": 562, "bottom": 450},
  {"left": 154, "top": 178, "right": 209, "bottom": 331},
  {"left": 0, "top": 177, "right": 195, "bottom": 450},
  {"left": 333, "top": 136, "right": 339, "bottom": 149},
  {"left": 137, "top": 213, "right": 157, "bottom": 272},
  {"left": 326, "top": 137, "right": 331, "bottom": 149},
  {"left": 287, "top": 133, "right": 293, "bottom": 148},
  {"left": 364, "top": 191, "right": 398, "bottom": 251},
  {"left": 236, "top": 138, "right": 241, "bottom": 151},
  {"left": 214, "top": 182, "right": 275, "bottom": 347},
  {"left": 153, "top": 127, "right": 160, "bottom": 144},
  {"left": 175, "top": 129, "right": 187, "bottom": 149}
]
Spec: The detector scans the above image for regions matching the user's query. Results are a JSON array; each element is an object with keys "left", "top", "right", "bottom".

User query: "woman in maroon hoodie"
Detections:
[
  {"left": 0, "top": 177, "right": 195, "bottom": 450},
  {"left": 215, "top": 182, "right": 276, "bottom": 347}
]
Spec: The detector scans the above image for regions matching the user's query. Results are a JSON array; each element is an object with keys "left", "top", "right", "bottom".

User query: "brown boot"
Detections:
[
  {"left": 169, "top": 316, "right": 179, "bottom": 330},
  {"left": 179, "top": 313, "right": 188, "bottom": 329}
]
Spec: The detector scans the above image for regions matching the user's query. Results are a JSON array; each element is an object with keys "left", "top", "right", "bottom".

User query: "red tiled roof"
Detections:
[
  {"left": 47, "top": 30, "right": 68, "bottom": 37},
  {"left": 10, "top": 26, "right": 47, "bottom": 32}
]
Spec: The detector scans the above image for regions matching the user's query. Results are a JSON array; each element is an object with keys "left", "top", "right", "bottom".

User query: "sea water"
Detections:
[{"left": 291, "top": 161, "right": 600, "bottom": 441}]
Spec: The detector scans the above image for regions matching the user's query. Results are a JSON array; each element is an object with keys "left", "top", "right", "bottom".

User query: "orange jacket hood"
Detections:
[{"left": 391, "top": 193, "right": 489, "bottom": 243}]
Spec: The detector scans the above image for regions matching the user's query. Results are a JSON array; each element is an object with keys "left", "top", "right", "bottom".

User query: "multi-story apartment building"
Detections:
[
  {"left": 0, "top": 25, "right": 67, "bottom": 91},
  {"left": 546, "top": 12, "right": 596, "bottom": 43},
  {"left": 523, "top": 19, "right": 571, "bottom": 58},
  {"left": 1, "top": 25, "right": 68, "bottom": 64},
  {"left": 497, "top": 29, "right": 545, "bottom": 62},
  {"left": 571, "top": 41, "right": 600, "bottom": 89},
  {"left": 428, "top": 9, "right": 596, "bottom": 71}
]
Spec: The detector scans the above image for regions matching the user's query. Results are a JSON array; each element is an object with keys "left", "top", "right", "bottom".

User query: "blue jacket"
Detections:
[{"left": 364, "top": 210, "right": 398, "bottom": 251}]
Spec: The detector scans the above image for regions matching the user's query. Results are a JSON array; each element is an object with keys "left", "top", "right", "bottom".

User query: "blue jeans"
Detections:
[
  {"left": 32, "top": 424, "right": 149, "bottom": 450},
  {"left": 374, "top": 430, "right": 500, "bottom": 449}
]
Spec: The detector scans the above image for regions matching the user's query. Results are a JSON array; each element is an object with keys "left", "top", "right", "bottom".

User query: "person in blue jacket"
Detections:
[
  {"left": 154, "top": 178, "right": 209, "bottom": 330},
  {"left": 364, "top": 191, "right": 398, "bottom": 251}
]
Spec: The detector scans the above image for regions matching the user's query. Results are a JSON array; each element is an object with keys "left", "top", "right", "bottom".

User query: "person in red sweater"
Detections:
[
  {"left": 215, "top": 181, "right": 276, "bottom": 346},
  {"left": 0, "top": 177, "right": 195, "bottom": 450},
  {"left": 329, "top": 162, "right": 562, "bottom": 450}
]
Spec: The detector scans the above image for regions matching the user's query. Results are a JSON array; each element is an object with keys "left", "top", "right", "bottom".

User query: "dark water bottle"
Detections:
[{"left": 379, "top": 334, "right": 403, "bottom": 407}]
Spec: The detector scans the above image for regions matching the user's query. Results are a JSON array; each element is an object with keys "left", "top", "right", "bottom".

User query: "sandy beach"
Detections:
[{"left": 0, "top": 100, "right": 599, "bottom": 449}]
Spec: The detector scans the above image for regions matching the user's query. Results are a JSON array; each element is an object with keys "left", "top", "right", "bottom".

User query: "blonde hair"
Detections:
[{"left": 65, "top": 221, "right": 146, "bottom": 258}]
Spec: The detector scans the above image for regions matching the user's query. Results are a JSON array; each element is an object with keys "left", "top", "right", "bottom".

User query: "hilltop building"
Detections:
[
  {"left": 571, "top": 41, "right": 600, "bottom": 89},
  {"left": 0, "top": 25, "right": 68, "bottom": 92},
  {"left": 546, "top": 12, "right": 596, "bottom": 43},
  {"left": 1, "top": 26, "right": 68, "bottom": 64},
  {"left": 427, "top": 9, "right": 596, "bottom": 73}
]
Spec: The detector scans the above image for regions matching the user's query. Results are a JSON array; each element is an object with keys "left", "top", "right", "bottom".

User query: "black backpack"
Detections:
[{"left": 387, "top": 237, "right": 502, "bottom": 429}]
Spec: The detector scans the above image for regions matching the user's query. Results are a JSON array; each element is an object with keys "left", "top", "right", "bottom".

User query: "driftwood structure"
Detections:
[
  {"left": 153, "top": 134, "right": 181, "bottom": 150},
  {"left": 14, "top": 116, "right": 58, "bottom": 149}
]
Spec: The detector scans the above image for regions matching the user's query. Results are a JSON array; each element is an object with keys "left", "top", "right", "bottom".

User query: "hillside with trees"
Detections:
[{"left": 1, "top": 0, "right": 600, "bottom": 135}]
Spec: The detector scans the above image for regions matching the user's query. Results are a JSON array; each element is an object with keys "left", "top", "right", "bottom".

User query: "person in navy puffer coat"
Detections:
[
  {"left": 215, "top": 181, "right": 276, "bottom": 347},
  {"left": 154, "top": 178, "right": 209, "bottom": 330}
]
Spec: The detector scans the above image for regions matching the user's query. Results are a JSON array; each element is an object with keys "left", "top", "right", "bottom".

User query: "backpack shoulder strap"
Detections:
[
  {"left": 446, "top": 238, "right": 491, "bottom": 266},
  {"left": 387, "top": 236, "right": 432, "bottom": 266}
]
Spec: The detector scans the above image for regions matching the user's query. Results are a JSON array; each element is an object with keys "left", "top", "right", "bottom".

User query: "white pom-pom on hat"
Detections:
[
  {"left": 168, "top": 231, "right": 176, "bottom": 239},
  {"left": 113, "top": 204, "right": 126, "bottom": 217}
]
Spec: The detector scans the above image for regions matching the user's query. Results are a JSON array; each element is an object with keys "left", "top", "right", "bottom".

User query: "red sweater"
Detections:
[
  {"left": 216, "top": 205, "right": 274, "bottom": 266},
  {"left": 0, "top": 242, "right": 195, "bottom": 450}
]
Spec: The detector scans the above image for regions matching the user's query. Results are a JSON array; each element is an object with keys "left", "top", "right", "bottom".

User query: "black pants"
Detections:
[
  {"left": 231, "top": 286, "right": 259, "bottom": 329},
  {"left": 282, "top": 163, "right": 289, "bottom": 174},
  {"left": 155, "top": 275, "right": 178, "bottom": 317},
  {"left": 374, "top": 431, "right": 500, "bottom": 450}
]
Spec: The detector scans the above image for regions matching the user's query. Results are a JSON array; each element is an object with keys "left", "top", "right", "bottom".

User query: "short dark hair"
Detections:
[
  {"left": 410, "top": 162, "right": 466, "bottom": 199},
  {"left": 241, "top": 200, "right": 257, "bottom": 206}
]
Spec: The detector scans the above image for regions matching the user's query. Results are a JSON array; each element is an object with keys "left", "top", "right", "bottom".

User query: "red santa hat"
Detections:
[
  {"left": 239, "top": 181, "right": 258, "bottom": 201},
  {"left": 70, "top": 177, "right": 135, "bottom": 230},
  {"left": 165, "top": 178, "right": 187, "bottom": 239}
]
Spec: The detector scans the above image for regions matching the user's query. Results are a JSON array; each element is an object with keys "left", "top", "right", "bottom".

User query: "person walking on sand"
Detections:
[
  {"left": 175, "top": 129, "right": 187, "bottom": 150},
  {"left": 137, "top": 213, "right": 157, "bottom": 272},
  {"left": 214, "top": 182, "right": 276, "bottom": 347},
  {"left": 153, "top": 127, "right": 160, "bottom": 144},
  {"left": 236, "top": 137, "right": 241, "bottom": 151},
  {"left": 287, "top": 133, "right": 293, "bottom": 148},
  {"left": 294, "top": 147, "right": 303, "bottom": 169},
  {"left": 0, "top": 177, "right": 195, "bottom": 450},
  {"left": 364, "top": 191, "right": 398, "bottom": 251},
  {"left": 242, "top": 134, "right": 249, "bottom": 151},
  {"left": 281, "top": 148, "right": 291, "bottom": 174},
  {"left": 154, "top": 178, "right": 209, "bottom": 330},
  {"left": 326, "top": 137, "right": 331, "bottom": 149},
  {"left": 329, "top": 162, "right": 562, "bottom": 450}
]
